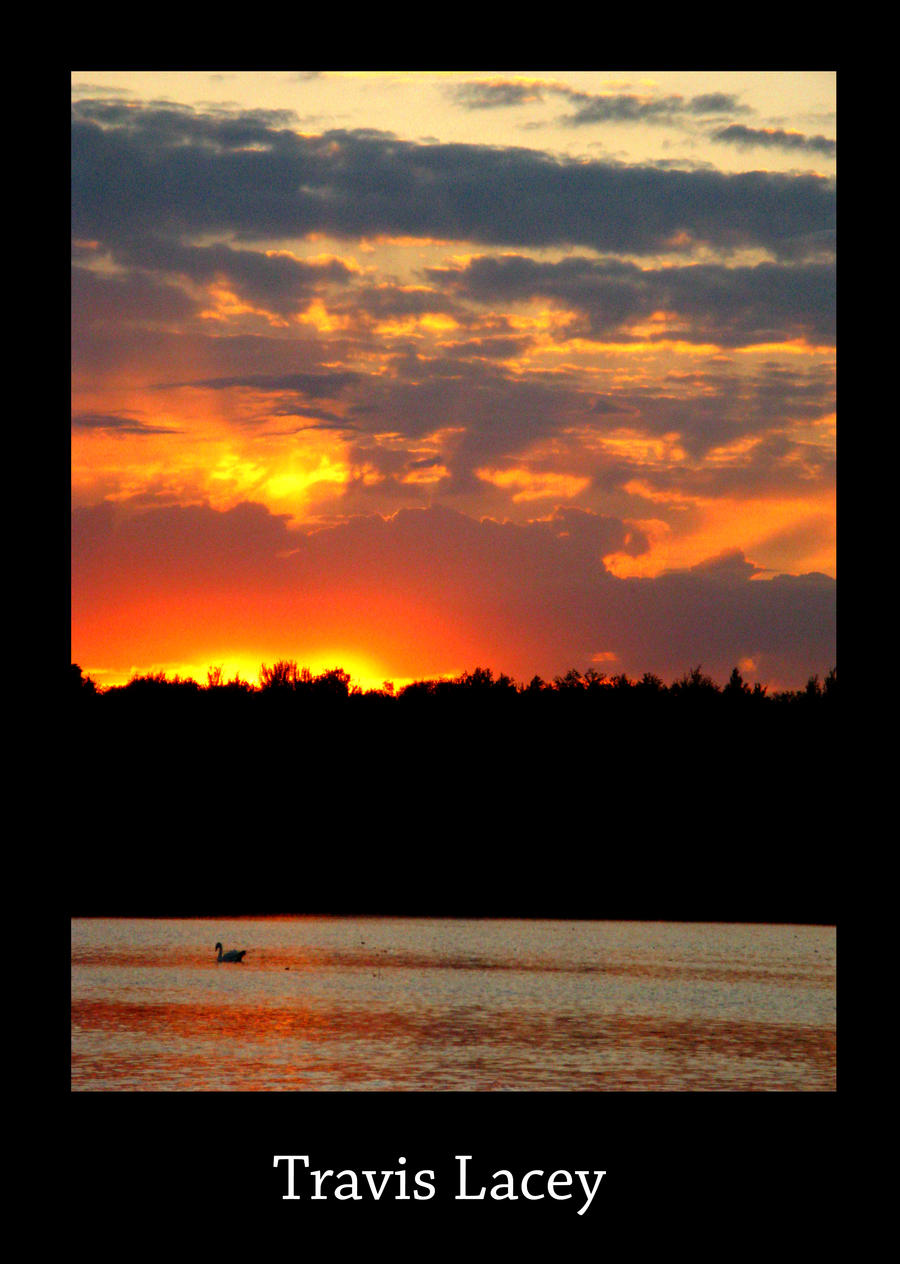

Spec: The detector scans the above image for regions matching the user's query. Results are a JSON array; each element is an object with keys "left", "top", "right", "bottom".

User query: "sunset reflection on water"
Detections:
[{"left": 71, "top": 917, "right": 835, "bottom": 1092}]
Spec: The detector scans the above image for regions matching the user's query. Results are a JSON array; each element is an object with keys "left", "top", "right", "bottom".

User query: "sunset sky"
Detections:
[{"left": 71, "top": 70, "right": 835, "bottom": 692}]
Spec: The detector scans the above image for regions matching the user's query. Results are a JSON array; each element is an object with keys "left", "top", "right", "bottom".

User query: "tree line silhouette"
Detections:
[
  {"left": 72, "top": 659, "right": 836, "bottom": 712},
  {"left": 67, "top": 657, "right": 838, "bottom": 924}
]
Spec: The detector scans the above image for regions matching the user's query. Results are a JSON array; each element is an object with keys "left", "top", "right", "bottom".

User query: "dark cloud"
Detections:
[
  {"left": 331, "top": 283, "right": 463, "bottom": 322},
  {"left": 72, "top": 411, "right": 183, "bottom": 435},
  {"left": 591, "top": 396, "right": 636, "bottom": 417},
  {"left": 428, "top": 254, "right": 835, "bottom": 347},
  {"left": 160, "top": 370, "right": 362, "bottom": 397},
  {"left": 548, "top": 505, "right": 649, "bottom": 558},
  {"left": 72, "top": 500, "right": 835, "bottom": 688},
  {"left": 561, "top": 92, "right": 705, "bottom": 125},
  {"left": 109, "top": 237, "right": 356, "bottom": 316},
  {"left": 448, "top": 81, "right": 746, "bottom": 124},
  {"left": 264, "top": 423, "right": 360, "bottom": 439},
  {"left": 621, "top": 561, "right": 835, "bottom": 681},
  {"left": 71, "top": 263, "right": 199, "bottom": 328},
  {"left": 442, "top": 336, "right": 532, "bottom": 360},
  {"left": 559, "top": 89, "right": 746, "bottom": 126},
  {"left": 335, "top": 361, "right": 600, "bottom": 473},
  {"left": 689, "top": 93, "right": 746, "bottom": 114},
  {"left": 711, "top": 124, "right": 836, "bottom": 157},
  {"left": 589, "top": 362, "right": 835, "bottom": 461},
  {"left": 449, "top": 81, "right": 549, "bottom": 109},
  {"left": 676, "top": 549, "right": 763, "bottom": 582},
  {"left": 72, "top": 101, "right": 835, "bottom": 260}
]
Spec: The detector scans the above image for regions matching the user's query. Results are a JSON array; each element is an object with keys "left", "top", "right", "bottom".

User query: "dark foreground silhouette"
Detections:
[
  {"left": 69, "top": 660, "right": 838, "bottom": 924},
  {"left": 73, "top": 659, "right": 836, "bottom": 715}
]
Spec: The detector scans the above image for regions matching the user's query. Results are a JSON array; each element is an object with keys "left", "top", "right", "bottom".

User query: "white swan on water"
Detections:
[{"left": 215, "top": 941, "right": 247, "bottom": 963}]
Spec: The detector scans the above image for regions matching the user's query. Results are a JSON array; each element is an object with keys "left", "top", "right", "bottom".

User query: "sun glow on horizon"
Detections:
[{"left": 82, "top": 649, "right": 447, "bottom": 696}]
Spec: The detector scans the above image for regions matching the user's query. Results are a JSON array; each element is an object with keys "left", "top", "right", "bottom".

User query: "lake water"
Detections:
[{"left": 70, "top": 916, "right": 836, "bottom": 1091}]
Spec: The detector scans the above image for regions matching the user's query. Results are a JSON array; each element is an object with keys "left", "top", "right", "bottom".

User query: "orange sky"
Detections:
[{"left": 72, "top": 72, "right": 835, "bottom": 691}]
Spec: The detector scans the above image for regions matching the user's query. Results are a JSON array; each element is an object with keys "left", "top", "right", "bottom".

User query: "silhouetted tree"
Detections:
[
  {"left": 68, "top": 655, "right": 836, "bottom": 752},
  {"left": 671, "top": 665, "right": 719, "bottom": 698},
  {"left": 554, "top": 668, "right": 585, "bottom": 691},
  {"left": 636, "top": 671, "right": 666, "bottom": 694},
  {"left": 398, "top": 678, "right": 438, "bottom": 702},
  {"left": 259, "top": 659, "right": 301, "bottom": 691},
  {"left": 71, "top": 663, "right": 98, "bottom": 695},
  {"left": 583, "top": 668, "right": 608, "bottom": 691},
  {"left": 456, "top": 666, "right": 497, "bottom": 691},
  {"left": 307, "top": 667, "right": 351, "bottom": 702},
  {"left": 723, "top": 666, "right": 750, "bottom": 698},
  {"left": 122, "top": 670, "right": 167, "bottom": 690}
]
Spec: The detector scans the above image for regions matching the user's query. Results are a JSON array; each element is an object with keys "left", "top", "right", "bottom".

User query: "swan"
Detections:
[{"left": 215, "top": 941, "right": 247, "bottom": 963}]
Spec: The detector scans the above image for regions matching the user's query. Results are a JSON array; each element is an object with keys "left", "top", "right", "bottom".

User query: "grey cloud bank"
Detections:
[{"left": 72, "top": 101, "right": 834, "bottom": 260}]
